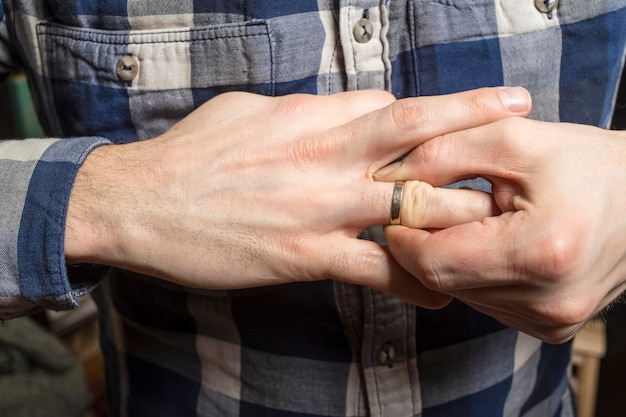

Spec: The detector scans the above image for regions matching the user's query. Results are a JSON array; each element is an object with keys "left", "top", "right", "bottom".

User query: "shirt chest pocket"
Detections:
[{"left": 35, "top": 21, "right": 274, "bottom": 141}]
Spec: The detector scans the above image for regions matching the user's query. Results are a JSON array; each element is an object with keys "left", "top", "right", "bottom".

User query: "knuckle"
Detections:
[
  {"left": 213, "top": 91, "right": 243, "bottom": 102},
  {"left": 355, "top": 248, "right": 389, "bottom": 273},
  {"left": 418, "top": 256, "right": 448, "bottom": 292},
  {"left": 492, "top": 117, "right": 523, "bottom": 149},
  {"left": 274, "top": 93, "right": 316, "bottom": 117},
  {"left": 524, "top": 230, "right": 583, "bottom": 282},
  {"left": 389, "top": 98, "right": 428, "bottom": 133},
  {"left": 464, "top": 90, "right": 493, "bottom": 118},
  {"left": 327, "top": 248, "right": 388, "bottom": 281},
  {"left": 539, "top": 325, "right": 582, "bottom": 345},
  {"left": 503, "top": 117, "right": 527, "bottom": 137},
  {"left": 495, "top": 117, "right": 540, "bottom": 154},
  {"left": 531, "top": 296, "right": 595, "bottom": 335},
  {"left": 213, "top": 90, "right": 257, "bottom": 107},
  {"left": 408, "top": 139, "right": 445, "bottom": 171},
  {"left": 488, "top": 117, "right": 520, "bottom": 142}
]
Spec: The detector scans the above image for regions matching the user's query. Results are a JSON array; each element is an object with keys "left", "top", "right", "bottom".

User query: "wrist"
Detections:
[{"left": 64, "top": 143, "right": 130, "bottom": 266}]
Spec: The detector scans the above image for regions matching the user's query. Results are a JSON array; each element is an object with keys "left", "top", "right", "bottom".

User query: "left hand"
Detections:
[
  {"left": 65, "top": 88, "right": 527, "bottom": 308},
  {"left": 377, "top": 117, "right": 626, "bottom": 343}
]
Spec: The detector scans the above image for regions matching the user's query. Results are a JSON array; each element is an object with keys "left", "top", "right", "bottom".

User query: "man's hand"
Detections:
[
  {"left": 65, "top": 87, "right": 530, "bottom": 306},
  {"left": 379, "top": 117, "right": 626, "bottom": 342}
]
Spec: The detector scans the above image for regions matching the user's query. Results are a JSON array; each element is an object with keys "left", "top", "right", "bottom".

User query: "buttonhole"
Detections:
[{"left": 543, "top": 0, "right": 553, "bottom": 19}]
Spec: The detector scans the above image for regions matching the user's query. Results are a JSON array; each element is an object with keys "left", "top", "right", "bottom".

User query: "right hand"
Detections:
[
  {"left": 64, "top": 88, "right": 530, "bottom": 306},
  {"left": 378, "top": 117, "right": 626, "bottom": 342}
]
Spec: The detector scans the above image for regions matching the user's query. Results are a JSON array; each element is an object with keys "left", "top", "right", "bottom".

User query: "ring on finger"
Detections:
[{"left": 390, "top": 181, "right": 405, "bottom": 225}]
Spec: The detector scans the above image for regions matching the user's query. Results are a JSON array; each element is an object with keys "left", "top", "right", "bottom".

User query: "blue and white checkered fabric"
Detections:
[{"left": 1, "top": 1, "right": 625, "bottom": 416}]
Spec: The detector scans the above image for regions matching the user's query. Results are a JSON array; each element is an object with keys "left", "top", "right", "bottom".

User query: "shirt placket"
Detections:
[
  {"left": 360, "top": 287, "right": 421, "bottom": 417},
  {"left": 336, "top": 1, "right": 418, "bottom": 415},
  {"left": 338, "top": 0, "right": 391, "bottom": 91},
  {"left": 335, "top": 278, "right": 423, "bottom": 417}
]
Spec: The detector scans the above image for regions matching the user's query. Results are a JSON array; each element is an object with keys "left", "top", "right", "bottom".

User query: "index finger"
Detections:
[
  {"left": 342, "top": 86, "right": 532, "bottom": 170},
  {"left": 328, "top": 87, "right": 530, "bottom": 227}
]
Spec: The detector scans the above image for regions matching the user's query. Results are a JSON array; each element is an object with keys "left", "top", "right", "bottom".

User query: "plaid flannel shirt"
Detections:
[{"left": 1, "top": 1, "right": 625, "bottom": 416}]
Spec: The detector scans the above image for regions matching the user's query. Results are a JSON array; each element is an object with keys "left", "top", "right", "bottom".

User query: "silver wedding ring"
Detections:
[{"left": 390, "top": 181, "right": 405, "bottom": 225}]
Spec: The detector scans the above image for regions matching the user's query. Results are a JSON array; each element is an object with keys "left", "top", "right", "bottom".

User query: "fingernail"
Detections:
[
  {"left": 499, "top": 87, "right": 530, "bottom": 113},
  {"left": 374, "top": 161, "right": 402, "bottom": 180}
]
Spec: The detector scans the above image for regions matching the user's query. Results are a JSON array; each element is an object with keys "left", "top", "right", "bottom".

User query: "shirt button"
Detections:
[
  {"left": 116, "top": 55, "right": 139, "bottom": 81},
  {"left": 378, "top": 342, "right": 396, "bottom": 368},
  {"left": 534, "top": 0, "right": 558, "bottom": 14},
  {"left": 353, "top": 17, "right": 373, "bottom": 43}
]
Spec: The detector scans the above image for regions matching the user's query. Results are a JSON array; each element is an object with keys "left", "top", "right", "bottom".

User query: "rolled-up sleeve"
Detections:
[{"left": 0, "top": 137, "right": 111, "bottom": 318}]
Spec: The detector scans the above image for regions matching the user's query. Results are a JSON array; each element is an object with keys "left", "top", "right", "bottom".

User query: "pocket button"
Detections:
[
  {"left": 534, "top": 0, "right": 558, "bottom": 14},
  {"left": 116, "top": 55, "right": 139, "bottom": 81}
]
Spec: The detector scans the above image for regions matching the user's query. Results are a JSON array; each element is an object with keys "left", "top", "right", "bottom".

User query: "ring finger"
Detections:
[{"left": 393, "top": 180, "right": 499, "bottom": 229}]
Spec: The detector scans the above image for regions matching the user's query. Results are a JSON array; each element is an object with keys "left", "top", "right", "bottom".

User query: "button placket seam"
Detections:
[
  {"left": 378, "top": 1, "right": 392, "bottom": 93},
  {"left": 335, "top": 282, "right": 368, "bottom": 417},
  {"left": 339, "top": 282, "right": 364, "bottom": 416},
  {"left": 405, "top": 301, "right": 418, "bottom": 416},
  {"left": 325, "top": 1, "right": 341, "bottom": 95},
  {"left": 369, "top": 289, "right": 384, "bottom": 416},
  {"left": 348, "top": 0, "right": 359, "bottom": 90}
]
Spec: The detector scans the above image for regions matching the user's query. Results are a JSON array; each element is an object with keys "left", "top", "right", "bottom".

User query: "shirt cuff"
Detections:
[{"left": 15, "top": 137, "right": 111, "bottom": 313}]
